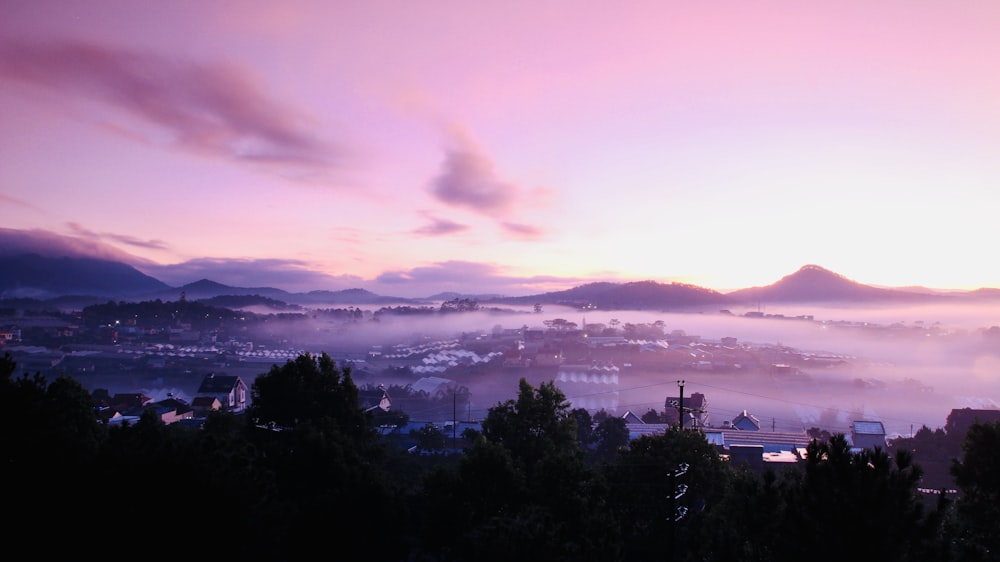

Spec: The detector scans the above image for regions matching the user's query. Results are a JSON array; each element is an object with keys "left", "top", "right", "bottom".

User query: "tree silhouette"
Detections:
[{"left": 949, "top": 420, "right": 1000, "bottom": 559}]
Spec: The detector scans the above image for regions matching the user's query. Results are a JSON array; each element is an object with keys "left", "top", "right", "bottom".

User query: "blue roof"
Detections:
[{"left": 853, "top": 420, "right": 885, "bottom": 435}]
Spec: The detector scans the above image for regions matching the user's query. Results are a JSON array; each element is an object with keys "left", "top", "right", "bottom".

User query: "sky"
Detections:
[{"left": 2, "top": 0, "right": 999, "bottom": 298}]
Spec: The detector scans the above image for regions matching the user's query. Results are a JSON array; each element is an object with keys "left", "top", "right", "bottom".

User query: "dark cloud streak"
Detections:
[
  {"left": 412, "top": 216, "right": 469, "bottom": 236},
  {"left": 66, "top": 222, "right": 169, "bottom": 251},
  {"left": 0, "top": 39, "right": 335, "bottom": 170}
]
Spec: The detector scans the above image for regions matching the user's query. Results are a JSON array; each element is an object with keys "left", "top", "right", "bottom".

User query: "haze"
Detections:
[{"left": 211, "top": 299, "right": 998, "bottom": 440}]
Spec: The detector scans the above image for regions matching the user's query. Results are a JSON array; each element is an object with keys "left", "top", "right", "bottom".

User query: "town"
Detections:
[{"left": 3, "top": 295, "right": 994, "bottom": 469}]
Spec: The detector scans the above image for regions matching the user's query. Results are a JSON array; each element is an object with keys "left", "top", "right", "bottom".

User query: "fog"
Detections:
[{"left": 241, "top": 300, "right": 1000, "bottom": 438}]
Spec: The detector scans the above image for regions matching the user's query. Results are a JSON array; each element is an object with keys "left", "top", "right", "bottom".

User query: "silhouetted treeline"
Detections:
[{"left": 2, "top": 350, "right": 998, "bottom": 561}]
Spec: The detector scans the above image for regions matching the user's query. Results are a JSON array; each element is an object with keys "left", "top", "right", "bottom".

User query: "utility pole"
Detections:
[{"left": 676, "top": 380, "right": 685, "bottom": 429}]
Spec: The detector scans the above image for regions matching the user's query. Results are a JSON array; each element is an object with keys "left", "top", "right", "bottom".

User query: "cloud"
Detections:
[
  {"left": 0, "top": 193, "right": 41, "bottom": 212},
  {"left": 412, "top": 215, "right": 469, "bottom": 236},
  {"left": 501, "top": 221, "right": 545, "bottom": 239},
  {"left": 141, "top": 257, "right": 365, "bottom": 293},
  {"left": 66, "top": 222, "right": 169, "bottom": 252},
  {"left": 0, "top": 227, "right": 150, "bottom": 264},
  {"left": 426, "top": 132, "right": 551, "bottom": 240},
  {"left": 0, "top": 39, "right": 335, "bottom": 171},
  {"left": 429, "top": 137, "right": 519, "bottom": 216}
]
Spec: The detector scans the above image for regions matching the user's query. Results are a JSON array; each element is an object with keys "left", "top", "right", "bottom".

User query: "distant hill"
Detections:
[
  {"left": 296, "top": 288, "right": 418, "bottom": 305},
  {"left": 170, "top": 282, "right": 417, "bottom": 306},
  {"left": 725, "top": 264, "right": 947, "bottom": 305},
  {"left": 3, "top": 254, "right": 993, "bottom": 312},
  {"left": 0, "top": 253, "right": 170, "bottom": 299},
  {"left": 169, "top": 279, "right": 294, "bottom": 302},
  {"left": 491, "top": 280, "right": 734, "bottom": 310}
]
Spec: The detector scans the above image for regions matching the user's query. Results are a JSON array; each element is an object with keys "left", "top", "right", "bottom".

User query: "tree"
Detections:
[
  {"left": 480, "top": 378, "right": 580, "bottom": 473},
  {"left": 777, "top": 434, "right": 939, "bottom": 562},
  {"left": 949, "top": 420, "right": 1000, "bottom": 559},
  {"left": 604, "top": 426, "right": 731, "bottom": 561},
  {"left": 641, "top": 408, "right": 663, "bottom": 424},
  {"left": 248, "top": 352, "right": 369, "bottom": 436},
  {"left": 571, "top": 407, "right": 596, "bottom": 448},
  {"left": 411, "top": 423, "right": 448, "bottom": 451},
  {"left": 592, "top": 415, "right": 629, "bottom": 465},
  {"left": 421, "top": 378, "right": 621, "bottom": 561},
  {"left": 246, "top": 352, "right": 407, "bottom": 561},
  {"left": 1, "top": 353, "right": 108, "bottom": 556}
]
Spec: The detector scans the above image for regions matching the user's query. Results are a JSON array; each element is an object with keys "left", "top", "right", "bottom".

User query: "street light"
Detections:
[
  {"left": 667, "top": 461, "right": 690, "bottom": 560},
  {"left": 674, "top": 506, "right": 689, "bottom": 522}
]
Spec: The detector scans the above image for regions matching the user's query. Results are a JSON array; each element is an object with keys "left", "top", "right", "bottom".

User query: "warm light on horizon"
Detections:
[{"left": 2, "top": 2, "right": 999, "bottom": 297}]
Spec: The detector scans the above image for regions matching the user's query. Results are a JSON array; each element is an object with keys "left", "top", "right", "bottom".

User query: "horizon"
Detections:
[
  {"left": 4, "top": 242, "right": 999, "bottom": 300},
  {"left": 3, "top": 3, "right": 999, "bottom": 298}
]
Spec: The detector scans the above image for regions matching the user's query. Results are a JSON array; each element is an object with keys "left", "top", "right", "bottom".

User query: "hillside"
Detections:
[
  {"left": 0, "top": 253, "right": 170, "bottom": 299},
  {"left": 492, "top": 280, "right": 734, "bottom": 310},
  {"left": 2, "top": 254, "right": 987, "bottom": 311},
  {"left": 725, "top": 264, "right": 946, "bottom": 304}
]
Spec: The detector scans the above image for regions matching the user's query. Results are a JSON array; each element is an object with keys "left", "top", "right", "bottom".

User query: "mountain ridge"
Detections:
[{"left": 1, "top": 254, "right": 994, "bottom": 310}]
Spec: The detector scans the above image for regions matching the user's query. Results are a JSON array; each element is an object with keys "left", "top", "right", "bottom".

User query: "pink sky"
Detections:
[{"left": 2, "top": 1, "right": 999, "bottom": 297}]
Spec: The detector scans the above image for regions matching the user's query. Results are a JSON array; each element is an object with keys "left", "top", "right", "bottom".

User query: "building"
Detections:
[
  {"left": 196, "top": 373, "right": 248, "bottom": 412},
  {"left": 945, "top": 408, "right": 1000, "bottom": 438},
  {"left": 731, "top": 410, "right": 761, "bottom": 431},
  {"left": 851, "top": 420, "right": 887, "bottom": 450},
  {"left": 663, "top": 391, "right": 709, "bottom": 428}
]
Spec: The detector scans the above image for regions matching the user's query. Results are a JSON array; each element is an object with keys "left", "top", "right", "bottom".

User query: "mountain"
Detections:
[
  {"left": 491, "top": 280, "right": 734, "bottom": 310},
  {"left": 0, "top": 253, "right": 170, "bottom": 299},
  {"left": 296, "top": 288, "right": 419, "bottom": 305},
  {"left": 724, "top": 264, "right": 947, "bottom": 304},
  {"left": 170, "top": 279, "right": 294, "bottom": 302},
  {"left": 170, "top": 282, "right": 417, "bottom": 306},
  {"left": 3, "top": 254, "right": 990, "bottom": 311}
]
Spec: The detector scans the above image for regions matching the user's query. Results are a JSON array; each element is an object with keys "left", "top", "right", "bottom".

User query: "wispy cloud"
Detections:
[
  {"left": 501, "top": 221, "right": 545, "bottom": 239},
  {"left": 0, "top": 193, "right": 42, "bottom": 212},
  {"left": 0, "top": 39, "right": 336, "bottom": 171},
  {"left": 66, "top": 222, "right": 169, "bottom": 252},
  {"left": 426, "top": 132, "right": 550, "bottom": 240},
  {"left": 412, "top": 215, "right": 469, "bottom": 236}
]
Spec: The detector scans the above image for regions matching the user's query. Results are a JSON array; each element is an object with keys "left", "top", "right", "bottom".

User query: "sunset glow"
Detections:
[{"left": 2, "top": 1, "right": 998, "bottom": 297}]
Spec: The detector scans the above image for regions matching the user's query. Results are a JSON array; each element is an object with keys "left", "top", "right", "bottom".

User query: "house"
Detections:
[
  {"left": 729, "top": 444, "right": 765, "bottom": 470},
  {"left": 191, "top": 396, "right": 223, "bottom": 417},
  {"left": 945, "top": 408, "right": 1000, "bottom": 438},
  {"left": 111, "top": 392, "right": 152, "bottom": 413},
  {"left": 731, "top": 410, "right": 761, "bottom": 431},
  {"left": 196, "top": 373, "right": 248, "bottom": 412},
  {"left": 620, "top": 410, "right": 645, "bottom": 424},
  {"left": 626, "top": 424, "right": 810, "bottom": 467},
  {"left": 663, "top": 392, "right": 709, "bottom": 428},
  {"left": 851, "top": 420, "right": 887, "bottom": 450},
  {"left": 146, "top": 403, "right": 195, "bottom": 424},
  {"left": 360, "top": 384, "right": 392, "bottom": 412}
]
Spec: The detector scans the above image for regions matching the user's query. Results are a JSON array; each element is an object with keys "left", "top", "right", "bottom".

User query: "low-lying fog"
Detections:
[{"left": 256, "top": 300, "right": 999, "bottom": 438}]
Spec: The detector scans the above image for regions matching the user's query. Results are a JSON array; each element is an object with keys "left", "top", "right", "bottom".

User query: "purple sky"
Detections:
[{"left": 2, "top": 1, "right": 999, "bottom": 297}]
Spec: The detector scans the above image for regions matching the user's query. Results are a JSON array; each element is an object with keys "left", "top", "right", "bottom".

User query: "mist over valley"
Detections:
[{"left": 2, "top": 253, "right": 998, "bottom": 440}]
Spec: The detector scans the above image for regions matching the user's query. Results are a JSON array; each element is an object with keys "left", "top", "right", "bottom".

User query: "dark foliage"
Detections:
[{"left": 0, "top": 352, "right": 990, "bottom": 561}]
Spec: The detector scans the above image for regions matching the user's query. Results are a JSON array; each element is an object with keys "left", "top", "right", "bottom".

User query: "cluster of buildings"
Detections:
[{"left": 92, "top": 372, "right": 249, "bottom": 427}]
